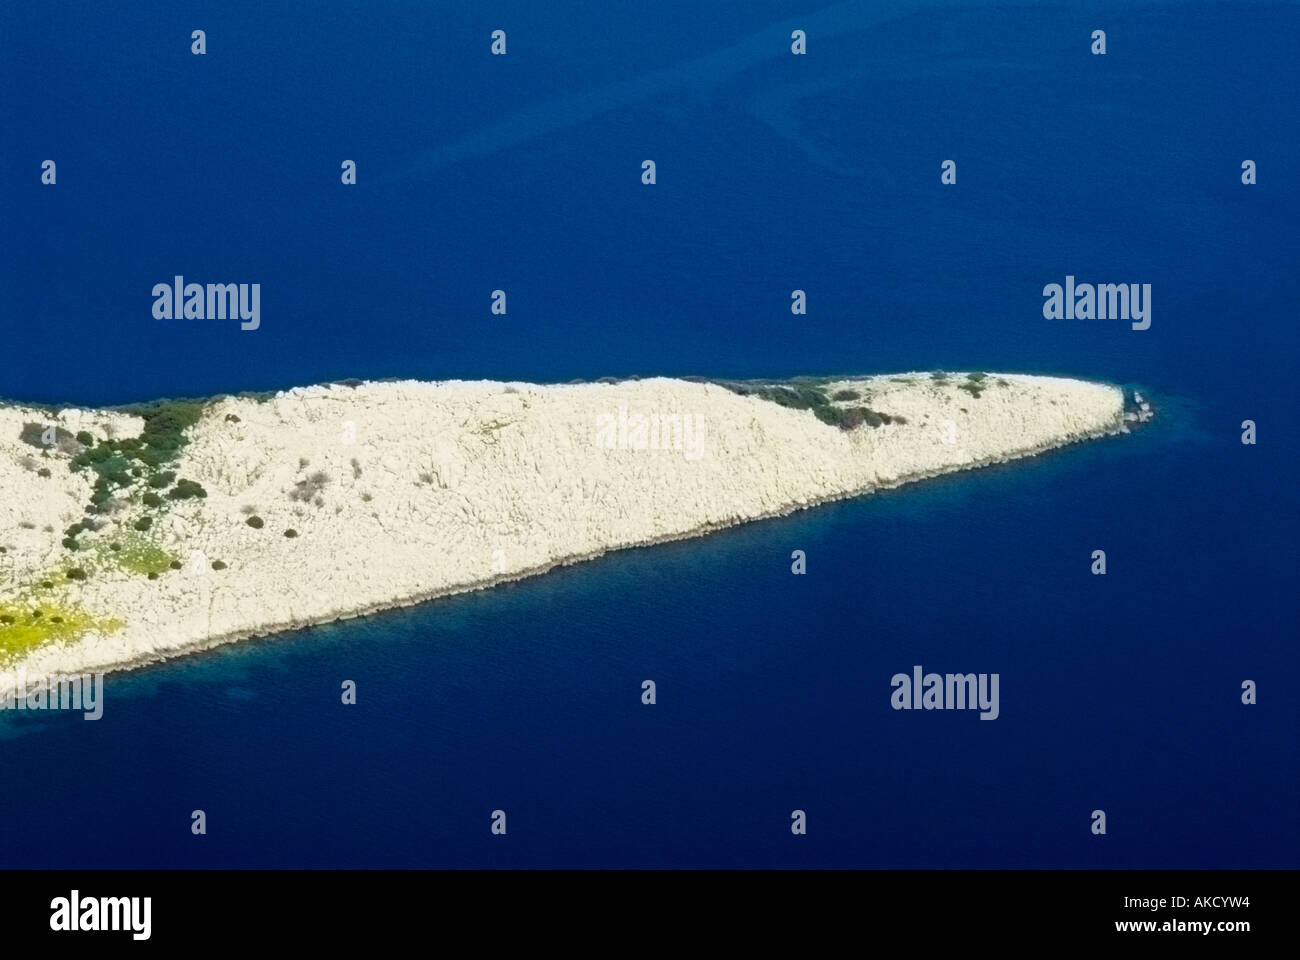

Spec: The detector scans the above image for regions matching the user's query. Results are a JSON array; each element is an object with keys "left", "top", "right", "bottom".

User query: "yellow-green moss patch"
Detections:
[
  {"left": 113, "top": 538, "right": 175, "bottom": 576},
  {"left": 0, "top": 600, "right": 122, "bottom": 663},
  {"left": 90, "top": 531, "right": 176, "bottom": 577}
]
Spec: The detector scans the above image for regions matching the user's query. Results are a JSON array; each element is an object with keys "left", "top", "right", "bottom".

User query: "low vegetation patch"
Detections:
[
  {"left": 717, "top": 380, "right": 906, "bottom": 431},
  {"left": 290, "top": 471, "right": 329, "bottom": 505},
  {"left": 167, "top": 478, "right": 207, "bottom": 500},
  {"left": 10, "top": 403, "right": 209, "bottom": 589},
  {"left": 109, "top": 537, "right": 175, "bottom": 576},
  {"left": 958, "top": 372, "right": 988, "bottom": 398},
  {"left": 0, "top": 599, "right": 121, "bottom": 663},
  {"left": 20, "top": 422, "right": 78, "bottom": 452},
  {"left": 18, "top": 401, "right": 211, "bottom": 568}
]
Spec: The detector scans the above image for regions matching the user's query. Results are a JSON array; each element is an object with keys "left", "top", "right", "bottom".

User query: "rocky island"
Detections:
[{"left": 0, "top": 372, "right": 1136, "bottom": 693}]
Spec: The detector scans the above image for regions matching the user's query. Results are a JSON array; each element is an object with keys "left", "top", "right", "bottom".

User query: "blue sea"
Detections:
[{"left": 1, "top": 1, "right": 1296, "bottom": 868}]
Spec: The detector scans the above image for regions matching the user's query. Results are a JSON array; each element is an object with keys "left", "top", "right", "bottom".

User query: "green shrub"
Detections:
[
  {"left": 211, "top": 560, "right": 227, "bottom": 571},
  {"left": 142, "top": 492, "right": 162, "bottom": 508},
  {"left": 168, "top": 478, "right": 207, "bottom": 500},
  {"left": 246, "top": 515, "right": 264, "bottom": 529},
  {"left": 75, "top": 431, "right": 94, "bottom": 447},
  {"left": 70, "top": 444, "right": 112, "bottom": 467},
  {"left": 836, "top": 408, "right": 867, "bottom": 429},
  {"left": 283, "top": 528, "right": 298, "bottom": 538},
  {"left": 148, "top": 471, "right": 177, "bottom": 489},
  {"left": 815, "top": 406, "right": 905, "bottom": 430},
  {"left": 70, "top": 446, "right": 133, "bottom": 491},
  {"left": 37, "top": 467, "right": 51, "bottom": 478},
  {"left": 133, "top": 516, "right": 153, "bottom": 531},
  {"left": 831, "top": 389, "right": 861, "bottom": 401},
  {"left": 19, "top": 422, "right": 73, "bottom": 448},
  {"left": 66, "top": 568, "right": 87, "bottom": 581},
  {"left": 130, "top": 401, "right": 206, "bottom": 462}
]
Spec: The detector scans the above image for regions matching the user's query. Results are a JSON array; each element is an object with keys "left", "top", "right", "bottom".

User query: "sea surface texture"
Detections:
[{"left": 0, "top": 1, "right": 1296, "bottom": 867}]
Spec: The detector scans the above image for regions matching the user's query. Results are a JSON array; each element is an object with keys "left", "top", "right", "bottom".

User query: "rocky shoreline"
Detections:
[{"left": 0, "top": 372, "right": 1130, "bottom": 694}]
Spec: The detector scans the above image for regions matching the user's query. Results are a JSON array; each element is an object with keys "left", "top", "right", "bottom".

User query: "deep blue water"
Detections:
[{"left": 1, "top": 1, "right": 1296, "bottom": 867}]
